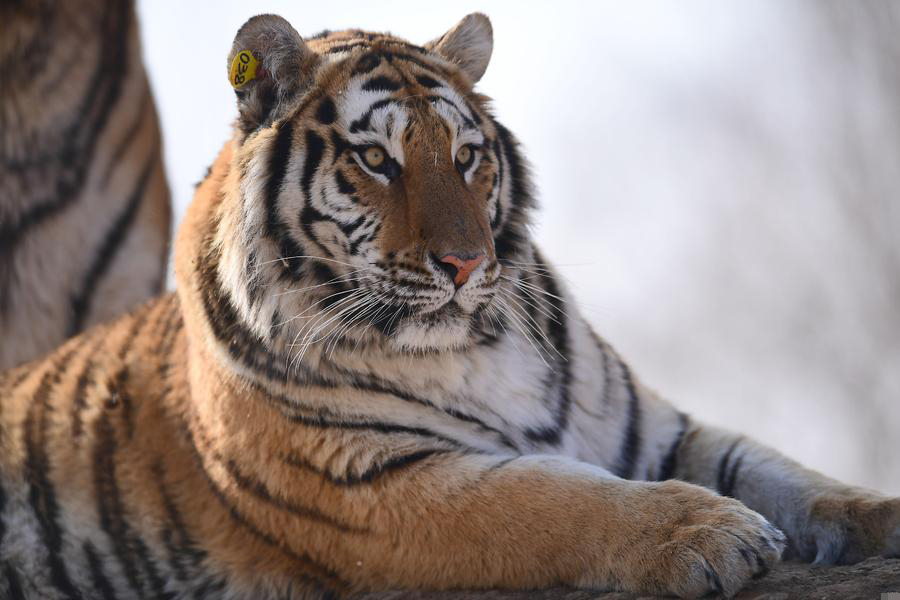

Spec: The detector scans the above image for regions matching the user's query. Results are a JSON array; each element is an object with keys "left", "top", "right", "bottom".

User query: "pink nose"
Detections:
[{"left": 438, "top": 254, "right": 485, "bottom": 287}]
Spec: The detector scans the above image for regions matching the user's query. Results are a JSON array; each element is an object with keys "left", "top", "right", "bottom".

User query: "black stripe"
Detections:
[
  {"left": 361, "top": 75, "right": 403, "bottom": 92},
  {"left": 93, "top": 311, "right": 171, "bottom": 598},
  {"left": 197, "top": 232, "right": 306, "bottom": 383},
  {"left": 351, "top": 52, "right": 381, "bottom": 75},
  {"left": 390, "top": 51, "right": 449, "bottom": 76},
  {"left": 333, "top": 369, "right": 518, "bottom": 450},
  {"left": 491, "top": 122, "right": 534, "bottom": 260},
  {"left": 71, "top": 348, "right": 101, "bottom": 442},
  {"left": 283, "top": 448, "right": 449, "bottom": 486},
  {"left": 93, "top": 414, "right": 148, "bottom": 598},
  {"left": 523, "top": 259, "right": 572, "bottom": 446},
  {"left": 490, "top": 139, "right": 505, "bottom": 231},
  {"left": 721, "top": 451, "right": 744, "bottom": 498},
  {"left": 154, "top": 297, "right": 183, "bottom": 383},
  {"left": 425, "top": 95, "right": 475, "bottom": 128},
  {"left": 68, "top": 154, "right": 157, "bottom": 336},
  {"left": 614, "top": 359, "right": 643, "bottom": 479},
  {"left": 0, "top": 1, "right": 130, "bottom": 268},
  {"left": 704, "top": 564, "right": 724, "bottom": 594},
  {"left": 151, "top": 460, "right": 206, "bottom": 582},
  {"left": 284, "top": 448, "right": 450, "bottom": 486},
  {"left": 264, "top": 120, "right": 308, "bottom": 280},
  {"left": 24, "top": 345, "right": 88, "bottom": 600},
  {"left": 599, "top": 336, "right": 612, "bottom": 399},
  {"left": 716, "top": 439, "right": 743, "bottom": 496},
  {"left": 264, "top": 388, "right": 473, "bottom": 450},
  {"left": 298, "top": 129, "right": 329, "bottom": 253},
  {"left": 182, "top": 422, "right": 346, "bottom": 593},
  {"left": 3, "top": 563, "right": 25, "bottom": 600},
  {"left": 83, "top": 542, "right": 119, "bottom": 600},
  {"left": 325, "top": 41, "right": 373, "bottom": 54},
  {"left": 337, "top": 215, "right": 366, "bottom": 239},
  {"left": 109, "top": 368, "right": 136, "bottom": 441},
  {"left": 657, "top": 412, "right": 689, "bottom": 481},
  {"left": 415, "top": 74, "right": 442, "bottom": 89},
  {"left": 466, "top": 100, "right": 483, "bottom": 125},
  {"left": 315, "top": 97, "right": 337, "bottom": 125},
  {"left": 11, "top": 368, "right": 33, "bottom": 390},
  {"left": 347, "top": 222, "right": 375, "bottom": 255},
  {"left": 329, "top": 130, "right": 352, "bottom": 165},
  {"left": 334, "top": 171, "right": 356, "bottom": 196},
  {"left": 298, "top": 202, "right": 340, "bottom": 258},
  {"left": 488, "top": 172, "right": 501, "bottom": 230},
  {"left": 222, "top": 457, "right": 366, "bottom": 533},
  {"left": 348, "top": 98, "right": 392, "bottom": 133},
  {"left": 326, "top": 39, "right": 428, "bottom": 57}
]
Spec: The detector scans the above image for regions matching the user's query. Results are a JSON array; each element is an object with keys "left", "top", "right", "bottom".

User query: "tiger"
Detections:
[
  {"left": 0, "top": 0, "right": 171, "bottom": 371},
  {"left": 1, "top": 12, "right": 899, "bottom": 600}
]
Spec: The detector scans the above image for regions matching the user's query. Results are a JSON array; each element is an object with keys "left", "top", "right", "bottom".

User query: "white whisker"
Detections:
[{"left": 258, "top": 254, "right": 369, "bottom": 270}]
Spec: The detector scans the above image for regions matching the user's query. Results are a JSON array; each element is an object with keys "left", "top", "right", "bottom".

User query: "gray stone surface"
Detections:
[{"left": 358, "top": 557, "right": 900, "bottom": 599}]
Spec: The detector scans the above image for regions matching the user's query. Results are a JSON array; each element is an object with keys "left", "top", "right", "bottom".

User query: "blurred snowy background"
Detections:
[{"left": 137, "top": 1, "right": 900, "bottom": 494}]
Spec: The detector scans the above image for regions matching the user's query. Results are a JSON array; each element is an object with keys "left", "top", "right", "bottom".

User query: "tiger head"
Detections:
[{"left": 184, "top": 13, "right": 536, "bottom": 360}]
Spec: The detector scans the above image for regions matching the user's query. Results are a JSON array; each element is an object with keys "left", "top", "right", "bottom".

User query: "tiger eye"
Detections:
[
  {"left": 363, "top": 146, "right": 385, "bottom": 168},
  {"left": 456, "top": 145, "right": 472, "bottom": 165}
]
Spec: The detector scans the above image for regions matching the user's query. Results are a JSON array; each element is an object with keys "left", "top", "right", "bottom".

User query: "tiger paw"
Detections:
[
  {"left": 610, "top": 481, "right": 786, "bottom": 598},
  {"left": 793, "top": 488, "right": 900, "bottom": 565}
]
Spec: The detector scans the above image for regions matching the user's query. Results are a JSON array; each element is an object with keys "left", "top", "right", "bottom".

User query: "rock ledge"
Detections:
[{"left": 360, "top": 557, "right": 900, "bottom": 600}]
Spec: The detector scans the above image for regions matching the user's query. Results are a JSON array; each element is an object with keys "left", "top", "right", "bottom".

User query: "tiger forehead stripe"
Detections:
[{"left": 338, "top": 64, "right": 481, "bottom": 142}]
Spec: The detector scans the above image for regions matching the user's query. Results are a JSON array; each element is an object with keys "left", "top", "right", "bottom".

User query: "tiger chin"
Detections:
[{"left": 1, "top": 12, "right": 899, "bottom": 600}]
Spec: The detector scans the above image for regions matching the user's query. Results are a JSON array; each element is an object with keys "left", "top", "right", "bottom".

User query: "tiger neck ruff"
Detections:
[{"left": 1, "top": 12, "right": 899, "bottom": 600}]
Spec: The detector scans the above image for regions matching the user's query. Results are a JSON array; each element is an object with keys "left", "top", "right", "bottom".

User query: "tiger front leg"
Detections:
[
  {"left": 672, "top": 422, "right": 900, "bottom": 565},
  {"left": 343, "top": 453, "right": 784, "bottom": 598}
]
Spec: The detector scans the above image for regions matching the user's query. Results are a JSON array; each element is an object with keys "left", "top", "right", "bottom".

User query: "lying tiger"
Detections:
[{"left": 1, "top": 13, "right": 898, "bottom": 600}]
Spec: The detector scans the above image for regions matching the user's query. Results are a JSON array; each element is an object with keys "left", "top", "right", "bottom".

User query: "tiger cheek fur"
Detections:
[{"left": 1, "top": 11, "right": 899, "bottom": 600}]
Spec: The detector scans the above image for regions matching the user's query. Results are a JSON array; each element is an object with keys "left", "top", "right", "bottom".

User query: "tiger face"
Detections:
[{"left": 217, "top": 14, "right": 533, "bottom": 355}]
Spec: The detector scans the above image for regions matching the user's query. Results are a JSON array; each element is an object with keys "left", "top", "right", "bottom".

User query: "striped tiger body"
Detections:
[
  {"left": 2, "top": 13, "right": 899, "bottom": 599},
  {"left": 0, "top": 0, "right": 171, "bottom": 371}
]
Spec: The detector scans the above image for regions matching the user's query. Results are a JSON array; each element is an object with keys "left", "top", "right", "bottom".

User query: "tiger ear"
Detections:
[
  {"left": 426, "top": 13, "right": 493, "bottom": 83},
  {"left": 227, "top": 14, "right": 319, "bottom": 133}
]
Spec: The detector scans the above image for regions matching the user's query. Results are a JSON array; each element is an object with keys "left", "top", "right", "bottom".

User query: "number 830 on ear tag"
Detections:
[{"left": 230, "top": 50, "right": 259, "bottom": 89}]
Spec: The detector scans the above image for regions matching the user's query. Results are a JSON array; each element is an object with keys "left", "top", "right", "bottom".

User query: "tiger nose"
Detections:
[{"left": 436, "top": 253, "right": 485, "bottom": 288}]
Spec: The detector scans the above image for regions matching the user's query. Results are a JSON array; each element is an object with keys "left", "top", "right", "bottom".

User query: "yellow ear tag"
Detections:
[{"left": 230, "top": 50, "right": 259, "bottom": 89}]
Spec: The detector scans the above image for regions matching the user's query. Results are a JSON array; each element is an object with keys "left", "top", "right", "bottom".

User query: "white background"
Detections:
[{"left": 138, "top": 1, "right": 900, "bottom": 494}]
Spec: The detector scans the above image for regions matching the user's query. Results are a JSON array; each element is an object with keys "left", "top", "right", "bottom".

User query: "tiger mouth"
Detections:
[
  {"left": 369, "top": 298, "right": 465, "bottom": 334},
  {"left": 419, "top": 301, "right": 466, "bottom": 321}
]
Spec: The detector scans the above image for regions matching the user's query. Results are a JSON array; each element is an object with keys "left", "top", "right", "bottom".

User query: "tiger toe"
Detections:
[
  {"left": 620, "top": 482, "right": 785, "bottom": 598},
  {"left": 797, "top": 491, "right": 900, "bottom": 565}
]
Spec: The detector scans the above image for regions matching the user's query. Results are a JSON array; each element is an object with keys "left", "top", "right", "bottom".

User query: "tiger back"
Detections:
[{"left": 0, "top": 0, "right": 171, "bottom": 370}]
